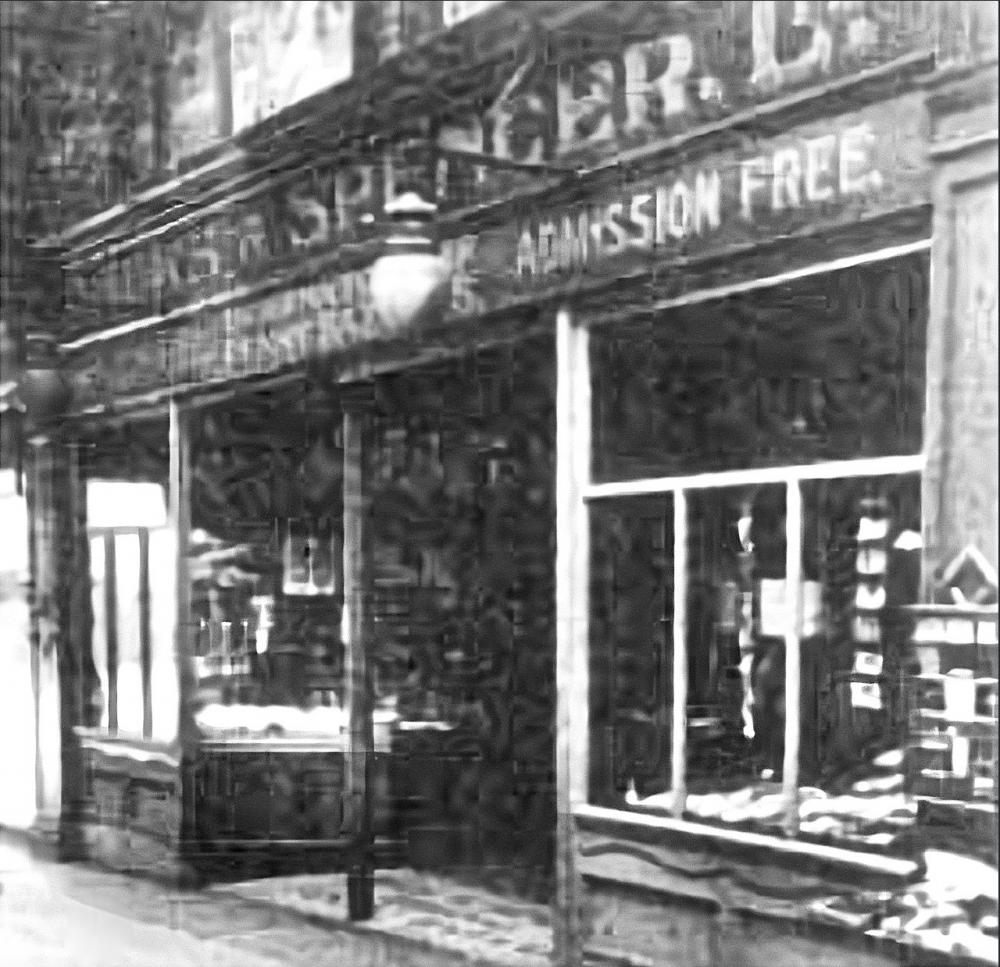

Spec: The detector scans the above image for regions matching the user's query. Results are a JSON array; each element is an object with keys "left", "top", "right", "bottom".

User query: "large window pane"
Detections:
[
  {"left": 590, "top": 254, "right": 928, "bottom": 483},
  {"left": 622, "top": 472, "right": 924, "bottom": 846},
  {"left": 801, "top": 474, "right": 922, "bottom": 796},
  {"left": 149, "top": 529, "right": 178, "bottom": 743},
  {"left": 589, "top": 496, "right": 674, "bottom": 806}
]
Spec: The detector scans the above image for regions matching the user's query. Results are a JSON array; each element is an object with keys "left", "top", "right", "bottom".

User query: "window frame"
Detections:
[
  {"left": 585, "top": 454, "right": 925, "bottom": 832},
  {"left": 565, "top": 240, "right": 933, "bottom": 838}
]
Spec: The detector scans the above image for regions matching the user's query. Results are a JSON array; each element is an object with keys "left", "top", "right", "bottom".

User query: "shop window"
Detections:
[
  {"left": 590, "top": 465, "right": 924, "bottom": 844},
  {"left": 586, "top": 254, "right": 929, "bottom": 846},
  {"left": 684, "top": 484, "right": 787, "bottom": 794},
  {"left": 89, "top": 528, "right": 161, "bottom": 739},
  {"left": 87, "top": 479, "right": 170, "bottom": 740},
  {"left": 589, "top": 496, "right": 674, "bottom": 805}
]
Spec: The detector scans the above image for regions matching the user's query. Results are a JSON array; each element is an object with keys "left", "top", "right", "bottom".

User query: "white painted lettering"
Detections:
[
  {"left": 589, "top": 206, "right": 606, "bottom": 259},
  {"left": 771, "top": 147, "right": 802, "bottom": 210},
  {"left": 286, "top": 189, "right": 330, "bottom": 249},
  {"left": 557, "top": 59, "right": 616, "bottom": 152},
  {"left": 516, "top": 227, "right": 537, "bottom": 276},
  {"left": 805, "top": 134, "right": 837, "bottom": 202},
  {"left": 602, "top": 202, "right": 630, "bottom": 254},
  {"left": 538, "top": 221, "right": 558, "bottom": 273},
  {"left": 622, "top": 35, "right": 693, "bottom": 133},
  {"left": 655, "top": 185, "right": 670, "bottom": 245},
  {"left": 629, "top": 193, "right": 655, "bottom": 247},
  {"left": 839, "top": 123, "right": 881, "bottom": 195},
  {"left": 334, "top": 165, "right": 374, "bottom": 235},
  {"left": 693, "top": 170, "right": 721, "bottom": 233},
  {"left": 740, "top": 158, "right": 770, "bottom": 220},
  {"left": 667, "top": 182, "right": 692, "bottom": 238},
  {"left": 559, "top": 211, "right": 589, "bottom": 269}
]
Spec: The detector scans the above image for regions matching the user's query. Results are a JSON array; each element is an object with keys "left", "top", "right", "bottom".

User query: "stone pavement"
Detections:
[
  {"left": 0, "top": 833, "right": 553, "bottom": 967},
  {"left": 210, "top": 867, "right": 553, "bottom": 967}
]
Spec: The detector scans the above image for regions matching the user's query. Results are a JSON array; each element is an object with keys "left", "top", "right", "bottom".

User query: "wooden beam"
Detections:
[
  {"left": 555, "top": 304, "right": 590, "bottom": 966},
  {"left": 572, "top": 803, "right": 922, "bottom": 881},
  {"left": 585, "top": 454, "right": 926, "bottom": 501},
  {"left": 782, "top": 479, "right": 803, "bottom": 836},
  {"left": 584, "top": 239, "right": 932, "bottom": 333},
  {"left": 671, "top": 489, "right": 688, "bottom": 819}
]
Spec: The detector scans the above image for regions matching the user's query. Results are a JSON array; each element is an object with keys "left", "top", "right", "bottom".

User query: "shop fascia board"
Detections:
[
  {"left": 50, "top": 40, "right": 937, "bottom": 278},
  {"left": 45, "top": 0, "right": 586, "bottom": 262},
  {"left": 55, "top": 208, "right": 932, "bottom": 418}
]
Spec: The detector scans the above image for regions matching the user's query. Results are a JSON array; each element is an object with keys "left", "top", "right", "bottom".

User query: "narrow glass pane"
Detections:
[
  {"left": 795, "top": 472, "right": 924, "bottom": 849},
  {"left": 684, "top": 484, "right": 787, "bottom": 815},
  {"left": 114, "top": 533, "right": 143, "bottom": 736},
  {"left": 589, "top": 495, "right": 674, "bottom": 809},
  {"left": 148, "top": 529, "right": 178, "bottom": 743},
  {"left": 89, "top": 535, "right": 109, "bottom": 731}
]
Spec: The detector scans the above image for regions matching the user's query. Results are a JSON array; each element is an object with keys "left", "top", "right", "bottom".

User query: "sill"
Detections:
[
  {"left": 74, "top": 728, "right": 181, "bottom": 769},
  {"left": 572, "top": 803, "right": 923, "bottom": 888},
  {"left": 196, "top": 736, "right": 346, "bottom": 754}
]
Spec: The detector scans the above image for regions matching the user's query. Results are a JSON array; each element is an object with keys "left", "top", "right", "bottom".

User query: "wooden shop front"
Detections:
[
  {"left": 540, "top": 10, "right": 999, "bottom": 967},
  {"left": 25, "top": 0, "right": 997, "bottom": 951},
  {"left": 60, "top": 300, "right": 561, "bottom": 891}
]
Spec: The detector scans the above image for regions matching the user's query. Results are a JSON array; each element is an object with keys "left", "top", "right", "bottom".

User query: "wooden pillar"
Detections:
[
  {"left": 670, "top": 490, "right": 688, "bottom": 818},
  {"left": 25, "top": 434, "right": 93, "bottom": 858},
  {"left": 26, "top": 439, "right": 60, "bottom": 833},
  {"left": 170, "top": 400, "right": 195, "bottom": 746},
  {"left": 921, "top": 67, "right": 999, "bottom": 591},
  {"left": 169, "top": 398, "right": 199, "bottom": 869},
  {"left": 782, "top": 478, "right": 803, "bottom": 836},
  {"left": 555, "top": 306, "right": 590, "bottom": 967},
  {"left": 342, "top": 393, "right": 375, "bottom": 920}
]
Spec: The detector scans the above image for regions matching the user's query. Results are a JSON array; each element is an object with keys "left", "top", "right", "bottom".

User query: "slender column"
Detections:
[
  {"left": 342, "top": 395, "right": 375, "bottom": 920},
  {"left": 555, "top": 306, "right": 590, "bottom": 967},
  {"left": 25, "top": 435, "right": 92, "bottom": 856},
  {"left": 782, "top": 478, "right": 803, "bottom": 835},
  {"left": 170, "top": 400, "right": 194, "bottom": 745},
  {"left": 670, "top": 490, "right": 688, "bottom": 818},
  {"left": 104, "top": 533, "right": 118, "bottom": 734},
  {"left": 138, "top": 527, "right": 152, "bottom": 738},
  {"left": 25, "top": 441, "right": 55, "bottom": 825},
  {"left": 169, "top": 398, "right": 199, "bottom": 869}
]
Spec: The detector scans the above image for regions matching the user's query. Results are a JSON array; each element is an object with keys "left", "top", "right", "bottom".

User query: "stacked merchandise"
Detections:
[
  {"left": 849, "top": 495, "right": 891, "bottom": 714},
  {"left": 904, "top": 605, "right": 998, "bottom": 808}
]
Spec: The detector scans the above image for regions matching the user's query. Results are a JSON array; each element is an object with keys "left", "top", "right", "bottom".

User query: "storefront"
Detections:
[
  {"left": 14, "top": 0, "right": 997, "bottom": 960},
  {"left": 56, "top": 275, "right": 560, "bottom": 895},
  {"left": 544, "top": 10, "right": 999, "bottom": 967}
]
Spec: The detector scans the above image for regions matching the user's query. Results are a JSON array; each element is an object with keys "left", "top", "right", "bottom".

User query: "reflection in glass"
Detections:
[
  {"left": 89, "top": 536, "right": 109, "bottom": 732},
  {"left": 589, "top": 496, "right": 674, "bottom": 806},
  {"left": 115, "top": 533, "right": 143, "bottom": 736},
  {"left": 685, "top": 484, "right": 787, "bottom": 795}
]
